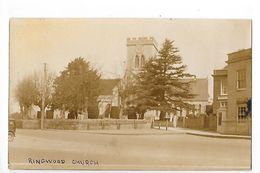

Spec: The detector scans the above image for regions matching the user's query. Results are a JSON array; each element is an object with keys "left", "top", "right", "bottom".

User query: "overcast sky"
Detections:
[{"left": 9, "top": 19, "right": 251, "bottom": 112}]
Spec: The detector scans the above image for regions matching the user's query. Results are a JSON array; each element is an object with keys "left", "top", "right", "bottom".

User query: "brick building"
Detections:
[{"left": 212, "top": 48, "right": 252, "bottom": 135}]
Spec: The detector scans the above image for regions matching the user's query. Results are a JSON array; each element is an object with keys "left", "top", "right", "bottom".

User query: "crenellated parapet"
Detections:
[{"left": 127, "top": 37, "right": 158, "bottom": 50}]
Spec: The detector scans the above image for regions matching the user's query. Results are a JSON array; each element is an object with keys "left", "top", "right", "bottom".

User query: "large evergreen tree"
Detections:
[
  {"left": 52, "top": 57, "right": 100, "bottom": 118},
  {"left": 130, "top": 39, "right": 195, "bottom": 120}
]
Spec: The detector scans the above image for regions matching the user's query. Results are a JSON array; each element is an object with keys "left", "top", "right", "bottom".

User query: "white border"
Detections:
[{"left": 0, "top": 0, "right": 259, "bottom": 173}]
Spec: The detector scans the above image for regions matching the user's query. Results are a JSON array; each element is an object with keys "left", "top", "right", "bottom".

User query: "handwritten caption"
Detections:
[{"left": 28, "top": 158, "right": 99, "bottom": 166}]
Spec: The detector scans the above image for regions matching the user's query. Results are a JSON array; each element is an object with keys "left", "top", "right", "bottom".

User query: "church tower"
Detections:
[
  {"left": 120, "top": 37, "right": 159, "bottom": 119},
  {"left": 126, "top": 37, "right": 158, "bottom": 75}
]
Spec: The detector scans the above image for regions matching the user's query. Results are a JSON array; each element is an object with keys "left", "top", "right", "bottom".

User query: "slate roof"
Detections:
[
  {"left": 187, "top": 78, "right": 209, "bottom": 101},
  {"left": 99, "top": 78, "right": 208, "bottom": 101},
  {"left": 99, "top": 79, "right": 120, "bottom": 95}
]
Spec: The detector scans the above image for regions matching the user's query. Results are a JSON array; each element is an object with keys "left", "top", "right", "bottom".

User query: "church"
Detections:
[
  {"left": 98, "top": 37, "right": 210, "bottom": 121},
  {"left": 25, "top": 37, "right": 210, "bottom": 121}
]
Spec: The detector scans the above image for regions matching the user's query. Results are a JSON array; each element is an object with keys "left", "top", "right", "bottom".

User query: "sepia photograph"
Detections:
[{"left": 8, "top": 18, "right": 252, "bottom": 170}]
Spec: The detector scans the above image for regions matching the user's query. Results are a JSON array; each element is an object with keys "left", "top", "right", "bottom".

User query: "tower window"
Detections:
[
  {"left": 135, "top": 55, "right": 139, "bottom": 68},
  {"left": 141, "top": 55, "right": 145, "bottom": 67}
]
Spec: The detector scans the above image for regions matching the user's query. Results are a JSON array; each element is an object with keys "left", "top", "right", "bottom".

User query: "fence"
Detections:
[
  {"left": 15, "top": 119, "right": 151, "bottom": 130},
  {"left": 153, "top": 115, "right": 217, "bottom": 131},
  {"left": 152, "top": 120, "right": 173, "bottom": 130}
]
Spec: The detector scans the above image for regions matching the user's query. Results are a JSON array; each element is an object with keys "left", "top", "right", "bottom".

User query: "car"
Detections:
[{"left": 8, "top": 119, "right": 16, "bottom": 142}]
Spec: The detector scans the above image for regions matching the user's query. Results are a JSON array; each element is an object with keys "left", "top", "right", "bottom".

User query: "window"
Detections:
[
  {"left": 141, "top": 55, "right": 145, "bottom": 67},
  {"left": 220, "top": 80, "right": 227, "bottom": 95},
  {"left": 220, "top": 101, "right": 227, "bottom": 108},
  {"left": 238, "top": 104, "right": 247, "bottom": 121},
  {"left": 237, "top": 69, "right": 246, "bottom": 89},
  {"left": 135, "top": 55, "right": 139, "bottom": 68}
]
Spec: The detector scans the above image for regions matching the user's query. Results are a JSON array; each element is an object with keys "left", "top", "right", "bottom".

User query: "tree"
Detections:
[
  {"left": 129, "top": 39, "right": 195, "bottom": 120},
  {"left": 52, "top": 57, "right": 100, "bottom": 118},
  {"left": 15, "top": 75, "right": 38, "bottom": 119},
  {"left": 15, "top": 70, "right": 56, "bottom": 119},
  {"left": 33, "top": 71, "right": 56, "bottom": 111}
]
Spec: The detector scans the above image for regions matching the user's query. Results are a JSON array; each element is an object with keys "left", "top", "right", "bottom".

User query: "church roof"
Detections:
[
  {"left": 99, "top": 78, "right": 208, "bottom": 101},
  {"left": 188, "top": 78, "right": 209, "bottom": 101},
  {"left": 99, "top": 79, "right": 120, "bottom": 95}
]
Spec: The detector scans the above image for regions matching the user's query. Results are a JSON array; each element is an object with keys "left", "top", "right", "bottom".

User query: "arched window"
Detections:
[
  {"left": 141, "top": 55, "right": 145, "bottom": 67},
  {"left": 135, "top": 55, "right": 139, "bottom": 68}
]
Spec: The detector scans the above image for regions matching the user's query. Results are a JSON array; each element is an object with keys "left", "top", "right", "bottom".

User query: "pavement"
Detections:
[
  {"left": 41, "top": 128, "right": 184, "bottom": 135},
  {"left": 41, "top": 127, "right": 251, "bottom": 139},
  {"left": 154, "top": 127, "right": 251, "bottom": 140}
]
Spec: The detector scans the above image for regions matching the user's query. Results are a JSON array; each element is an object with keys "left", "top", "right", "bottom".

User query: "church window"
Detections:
[
  {"left": 141, "top": 55, "right": 145, "bottom": 67},
  {"left": 135, "top": 55, "right": 139, "bottom": 68}
]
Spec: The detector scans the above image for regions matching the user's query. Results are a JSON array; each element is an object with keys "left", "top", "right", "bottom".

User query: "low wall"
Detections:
[
  {"left": 153, "top": 120, "right": 173, "bottom": 127},
  {"left": 15, "top": 119, "right": 151, "bottom": 130},
  {"left": 218, "top": 120, "right": 251, "bottom": 135},
  {"left": 176, "top": 116, "right": 250, "bottom": 135}
]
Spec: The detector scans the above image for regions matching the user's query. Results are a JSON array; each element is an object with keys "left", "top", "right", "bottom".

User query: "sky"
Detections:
[{"left": 9, "top": 19, "right": 251, "bottom": 112}]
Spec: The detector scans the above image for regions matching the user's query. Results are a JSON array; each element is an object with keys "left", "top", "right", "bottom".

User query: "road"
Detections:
[{"left": 8, "top": 129, "right": 251, "bottom": 170}]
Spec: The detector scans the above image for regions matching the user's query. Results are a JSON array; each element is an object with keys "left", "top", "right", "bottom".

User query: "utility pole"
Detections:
[{"left": 41, "top": 63, "right": 47, "bottom": 130}]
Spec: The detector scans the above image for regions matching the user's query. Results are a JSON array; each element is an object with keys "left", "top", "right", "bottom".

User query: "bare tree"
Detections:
[
  {"left": 15, "top": 75, "right": 38, "bottom": 119},
  {"left": 15, "top": 70, "right": 56, "bottom": 119},
  {"left": 32, "top": 71, "right": 56, "bottom": 111}
]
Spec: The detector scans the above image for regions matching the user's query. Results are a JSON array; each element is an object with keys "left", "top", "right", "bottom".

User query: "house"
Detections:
[
  {"left": 181, "top": 78, "right": 210, "bottom": 116},
  {"left": 147, "top": 78, "right": 210, "bottom": 121},
  {"left": 212, "top": 48, "right": 252, "bottom": 135}
]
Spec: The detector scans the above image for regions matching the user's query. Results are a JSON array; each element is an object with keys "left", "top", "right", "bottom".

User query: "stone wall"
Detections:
[{"left": 15, "top": 119, "right": 151, "bottom": 130}]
